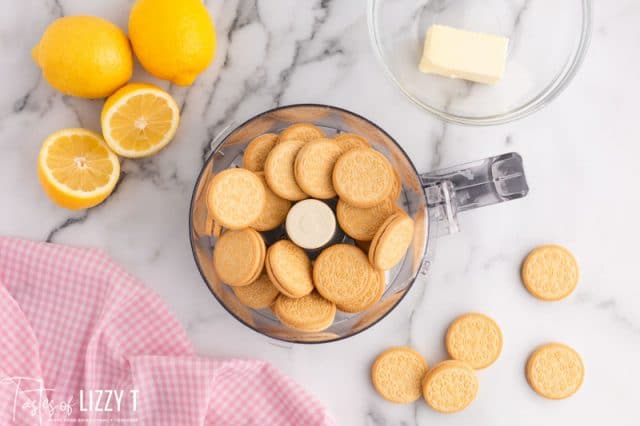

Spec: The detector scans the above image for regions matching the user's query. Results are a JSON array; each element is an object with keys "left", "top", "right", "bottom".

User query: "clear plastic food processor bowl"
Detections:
[{"left": 189, "top": 104, "right": 528, "bottom": 343}]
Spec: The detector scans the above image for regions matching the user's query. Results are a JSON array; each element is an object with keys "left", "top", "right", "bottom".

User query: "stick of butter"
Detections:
[{"left": 419, "top": 25, "right": 509, "bottom": 85}]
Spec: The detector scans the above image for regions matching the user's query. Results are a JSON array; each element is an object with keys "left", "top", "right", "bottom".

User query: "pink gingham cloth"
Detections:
[{"left": 0, "top": 237, "right": 334, "bottom": 426}]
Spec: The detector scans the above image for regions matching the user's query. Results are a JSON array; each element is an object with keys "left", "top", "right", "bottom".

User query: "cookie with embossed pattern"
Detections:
[
  {"left": 526, "top": 343, "right": 584, "bottom": 400},
  {"left": 294, "top": 138, "right": 343, "bottom": 199},
  {"left": 332, "top": 147, "right": 394, "bottom": 208},
  {"left": 213, "top": 228, "right": 265, "bottom": 286},
  {"left": 273, "top": 291, "right": 336, "bottom": 332},
  {"left": 265, "top": 240, "right": 313, "bottom": 298},
  {"left": 251, "top": 172, "right": 291, "bottom": 231},
  {"left": 333, "top": 133, "right": 369, "bottom": 153},
  {"left": 264, "top": 139, "right": 309, "bottom": 201},
  {"left": 521, "top": 245, "right": 579, "bottom": 301},
  {"left": 243, "top": 133, "right": 278, "bottom": 172},
  {"left": 232, "top": 273, "right": 280, "bottom": 309},
  {"left": 313, "top": 244, "right": 374, "bottom": 305},
  {"left": 264, "top": 253, "right": 291, "bottom": 298},
  {"left": 369, "top": 212, "right": 414, "bottom": 270},
  {"left": 446, "top": 313, "right": 503, "bottom": 369},
  {"left": 336, "top": 198, "right": 397, "bottom": 242},
  {"left": 389, "top": 167, "right": 402, "bottom": 201},
  {"left": 422, "top": 360, "right": 478, "bottom": 413},
  {"left": 372, "top": 347, "right": 428, "bottom": 404},
  {"left": 277, "top": 123, "right": 325, "bottom": 143},
  {"left": 336, "top": 269, "right": 385, "bottom": 313},
  {"left": 206, "top": 168, "right": 265, "bottom": 230}
]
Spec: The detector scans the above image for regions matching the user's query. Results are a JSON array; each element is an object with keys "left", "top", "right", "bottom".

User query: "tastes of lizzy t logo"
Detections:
[{"left": 0, "top": 375, "right": 139, "bottom": 424}]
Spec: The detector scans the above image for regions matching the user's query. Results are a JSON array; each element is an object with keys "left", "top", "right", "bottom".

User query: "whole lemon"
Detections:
[
  {"left": 32, "top": 16, "right": 133, "bottom": 98},
  {"left": 129, "top": 0, "right": 216, "bottom": 86}
]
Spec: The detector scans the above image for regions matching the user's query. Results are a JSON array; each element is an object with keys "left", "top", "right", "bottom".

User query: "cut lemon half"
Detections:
[
  {"left": 101, "top": 83, "right": 180, "bottom": 158},
  {"left": 38, "top": 128, "right": 121, "bottom": 210}
]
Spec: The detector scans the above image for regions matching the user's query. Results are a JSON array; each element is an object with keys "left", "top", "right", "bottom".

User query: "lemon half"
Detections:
[
  {"left": 101, "top": 83, "right": 180, "bottom": 158},
  {"left": 38, "top": 129, "right": 121, "bottom": 210}
]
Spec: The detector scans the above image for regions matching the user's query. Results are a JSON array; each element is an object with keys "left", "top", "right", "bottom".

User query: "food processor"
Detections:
[{"left": 189, "top": 104, "right": 528, "bottom": 343}]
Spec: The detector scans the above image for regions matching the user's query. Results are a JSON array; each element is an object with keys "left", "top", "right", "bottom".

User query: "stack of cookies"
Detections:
[{"left": 204, "top": 123, "right": 415, "bottom": 332}]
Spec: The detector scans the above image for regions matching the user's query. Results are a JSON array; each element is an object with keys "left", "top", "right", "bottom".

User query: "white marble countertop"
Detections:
[{"left": 2, "top": 0, "right": 639, "bottom": 425}]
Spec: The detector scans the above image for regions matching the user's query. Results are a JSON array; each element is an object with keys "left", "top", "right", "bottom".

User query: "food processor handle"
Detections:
[{"left": 420, "top": 152, "right": 529, "bottom": 235}]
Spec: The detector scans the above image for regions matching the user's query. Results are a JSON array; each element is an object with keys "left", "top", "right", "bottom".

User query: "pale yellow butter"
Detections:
[{"left": 419, "top": 25, "right": 509, "bottom": 85}]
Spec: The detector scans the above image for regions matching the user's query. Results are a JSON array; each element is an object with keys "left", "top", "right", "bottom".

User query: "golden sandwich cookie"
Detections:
[
  {"left": 212, "top": 228, "right": 265, "bottom": 287},
  {"left": 422, "top": 360, "right": 478, "bottom": 413},
  {"left": 526, "top": 343, "right": 584, "bottom": 400},
  {"left": 389, "top": 167, "right": 402, "bottom": 201},
  {"left": 333, "top": 133, "right": 369, "bottom": 153},
  {"left": 313, "top": 244, "right": 375, "bottom": 306},
  {"left": 206, "top": 168, "right": 265, "bottom": 230},
  {"left": 371, "top": 347, "right": 428, "bottom": 404},
  {"left": 232, "top": 273, "right": 280, "bottom": 309},
  {"left": 332, "top": 147, "right": 395, "bottom": 208},
  {"left": 336, "top": 269, "right": 385, "bottom": 313},
  {"left": 521, "top": 245, "right": 579, "bottom": 301},
  {"left": 273, "top": 291, "right": 336, "bottom": 332},
  {"left": 368, "top": 212, "right": 415, "bottom": 270},
  {"left": 336, "top": 198, "right": 397, "bottom": 242},
  {"left": 445, "top": 313, "right": 503, "bottom": 369},
  {"left": 277, "top": 123, "right": 325, "bottom": 143},
  {"left": 243, "top": 133, "right": 278, "bottom": 172},
  {"left": 264, "top": 139, "right": 309, "bottom": 201},
  {"left": 294, "top": 138, "right": 343, "bottom": 199},
  {"left": 251, "top": 172, "right": 291, "bottom": 231},
  {"left": 265, "top": 240, "right": 314, "bottom": 298}
]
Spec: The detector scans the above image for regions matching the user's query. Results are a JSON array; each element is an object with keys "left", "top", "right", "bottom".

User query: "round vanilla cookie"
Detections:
[
  {"left": 277, "top": 123, "right": 325, "bottom": 143},
  {"left": 264, "top": 253, "right": 290, "bottom": 297},
  {"left": 313, "top": 244, "right": 375, "bottom": 305},
  {"left": 336, "top": 269, "right": 385, "bottom": 313},
  {"left": 194, "top": 202, "right": 214, "bottom": 237},
  {"left": 371, "top": 347, "right": 428, "bottom": 404},
  {"left": 332, "top": 148, "right": 394, "bottom": 208},
  {"left": 422, "top": 360, "right": 479, "bottom": 413},
  {"left": 273, "top": 291, "right": 336, "bottom": 332},
  {"left": 285, "top": 199, "right": 336, "bottom": 250},
  {"left": 294, "top": 138, "right": 343, "bottom": 199},
  {"left": 369, "top": 212, "right": 415, "bottom": 270},
  {"left": 213, "top": 228, "right": 265, "bottom": 286},
  {"left": 264, "top": 139, "right": 309, "bottom": 201},
  {"left": 521, "top": 245, "right": 579, "bottom": 301},
  {"left": 389, "top": 167, "right": 402, "bottom": 200},
  {"left": 243, "top": 133, "right": 278, "bottom": 172},
  {"left": 207, "top": 168, "right": 266, "bottom": 230},
  {"left": 336, "top": 198, "right": 397, "bottom": 241},
  {"left": 446, "top": 313, "right": 503, "bottom": 369},
  {"left": 251, "top": 173, "right": 291, "bottom": 231},
  {"left": 266, "top": 240, "right": 314, "bottom": 298},
  {"left": 526, "top": 343, "right": 584, "bottom": 400},
  {"left": 232, "top": 273, "right": 280, "bottom": 309},
  {"left": 333, "top": 133, "right": 369, "bottom": 153}
]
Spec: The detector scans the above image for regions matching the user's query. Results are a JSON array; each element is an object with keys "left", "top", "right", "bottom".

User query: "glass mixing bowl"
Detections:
[
  {"left": 368, "top": 0, "right": 592, "bottom": 125},
  {"left": 189, "top": 104, "right": 529, "bottom": 343}
]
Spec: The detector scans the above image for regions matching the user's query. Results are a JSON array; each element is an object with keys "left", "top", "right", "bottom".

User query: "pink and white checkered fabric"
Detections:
[{"left": 0, "top": 237, "right": 334, "bottom": 426}]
